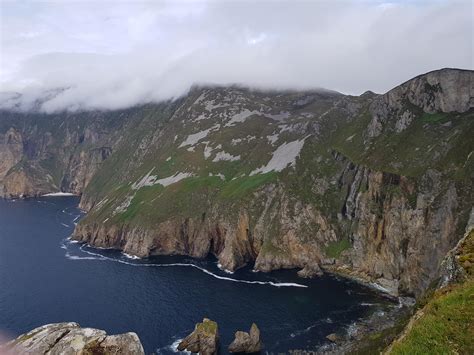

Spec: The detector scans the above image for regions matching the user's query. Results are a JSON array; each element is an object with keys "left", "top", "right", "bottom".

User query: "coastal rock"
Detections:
[
  {"left": 297, "top": 264, "right": 323, "bottom": 278},
  {"left": 0, "top": 322, "right": 144, "bottom": 355},
  {"left": 178, "top": 318, "right": 219, "bottom": 355},
  {"left": 326, "top": 333, "right": 339, "bottom": 343},
  {"left": 228, "top": 323, "right": 263, "bottom": 353}
]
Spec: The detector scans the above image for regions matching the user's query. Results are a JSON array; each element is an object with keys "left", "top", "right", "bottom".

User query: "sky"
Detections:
[{"left": 0, "top": 0, "right": 472, "bottom": 112}]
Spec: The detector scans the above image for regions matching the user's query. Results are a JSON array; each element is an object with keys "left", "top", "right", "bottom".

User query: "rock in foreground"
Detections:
[
  {"left": 178, "top": 318, "right": 219, "bottom": 355},
  {"left": 1, "top": 322, "right": 144, "bottom": 355},
  {"left": 228, "top": 323, "right": 263, "bottom": 353}
]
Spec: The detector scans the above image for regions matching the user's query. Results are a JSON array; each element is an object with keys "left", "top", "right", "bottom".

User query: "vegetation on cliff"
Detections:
[
  {"left": 387, "top": 228, "right": 474, "bottom": 354},
  {"left": 1, "top": 68, "right": 473, "bottom": 299}
]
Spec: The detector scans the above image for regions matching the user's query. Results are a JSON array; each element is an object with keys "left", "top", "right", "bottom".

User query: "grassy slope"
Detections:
[
  {"left": 78, "top": 87, "right": 474, "bottom": 264},
  {"left": 81, "top": 89, "right": 337, "bottom": 228},
  {"left": 388, "top": 229, "right": 474, "bottom": 355}
]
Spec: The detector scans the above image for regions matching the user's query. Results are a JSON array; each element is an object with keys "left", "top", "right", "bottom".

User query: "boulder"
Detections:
[
  {"left": 297, "top": 264, "right": 323, "bottom": 278},
  {"left": 0, "top": 322, "right": 144, "bottom": 355},
  {"left": 228, "top": 323, "right": 262, "bottom": 353},
  {"left": 178, "top": 318, "right": 219, "bottom": 355},
  {"left": 326, "top": 333, "right": 339, "bottom": 343}
]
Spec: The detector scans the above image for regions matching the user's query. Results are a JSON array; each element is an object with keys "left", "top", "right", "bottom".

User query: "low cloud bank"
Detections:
[{"left": 0, "top": 1, "right": 471, "bottom": 112}]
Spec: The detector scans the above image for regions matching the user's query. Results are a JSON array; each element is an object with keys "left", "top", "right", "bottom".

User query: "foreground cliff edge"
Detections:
[
  {"left": 385, "top": 214, "right": 474, "bottom": 354},
  {"left": 0, "top": 68, "right": 473, "bottom": 351},
  {"left": 0, "top": 323, "right": 144, "bottom": 354}
]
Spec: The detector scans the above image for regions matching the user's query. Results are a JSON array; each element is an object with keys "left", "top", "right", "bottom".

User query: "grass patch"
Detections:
[
  {"left": 388, "top": 280, "right": 474, "bottom": 355},
  {"left": 197, "top": 319, "right": 218, "bottom": 335},
  {"left": 420, "top": 112, "right": 448, "bottom": 123},
  {"left": 325, "top": 236, "right": 351, "bottom": 258},
  {"left": 220, "top": 172, "right": 277, "bottom": 199}
]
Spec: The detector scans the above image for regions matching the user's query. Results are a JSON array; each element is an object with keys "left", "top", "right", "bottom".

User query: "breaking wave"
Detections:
[{"left": 62, "top": 240, "right": 307, "bottom": 288}]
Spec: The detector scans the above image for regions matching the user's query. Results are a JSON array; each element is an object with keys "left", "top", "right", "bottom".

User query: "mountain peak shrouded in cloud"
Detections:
[{"left": 0, "top": 0, "right": 472, "bottom": 112}]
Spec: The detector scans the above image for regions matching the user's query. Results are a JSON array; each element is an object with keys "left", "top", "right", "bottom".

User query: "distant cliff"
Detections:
[{"left": 1, "top": 68, "right": 472, "bottom": 298}]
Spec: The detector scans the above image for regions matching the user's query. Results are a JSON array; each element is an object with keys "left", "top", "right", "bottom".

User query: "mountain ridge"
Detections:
[{"left": 0, "top": 68, "right": 472, "bottom": 299}]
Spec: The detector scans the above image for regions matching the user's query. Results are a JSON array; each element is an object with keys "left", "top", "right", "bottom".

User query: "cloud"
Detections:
[{"left": 0, "top": 0, "right": 472, "bottom": 112}]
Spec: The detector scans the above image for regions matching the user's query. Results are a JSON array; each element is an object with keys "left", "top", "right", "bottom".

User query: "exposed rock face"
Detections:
[
  {"left": 1, "top": 68, "right": 473, "bottom": 300},
  {"left": 326, "top": 333, "right": 339, "bottom": 343},
  {"left": 368, "top": 68, "right": 473, "bottom": 137},
  {"left": 333, "top": 167, "right": 462, "bottom": 296},
  {"left": 178, "top": 318, "right": 219, "bottom": 355},
  {"left": 228, "top": 323, "right": 263, "bottom": 353},
  {"left": 0, "top": 110, "right": 123, "bottom": 198},
  {"left": 438, "top": 207, "right": 474, "bottom": 287},
  {"left": 297, "top": 264, "right": 323, "bottom": 278},
  {"left": 72, "top": 150, "right": 470, "bottom": 298},
  {"left": 0, "top": 128, "right": 23, "bottom": 181},
  {"left": 0, "top": 322, "right": 144, "bottom": 354}
]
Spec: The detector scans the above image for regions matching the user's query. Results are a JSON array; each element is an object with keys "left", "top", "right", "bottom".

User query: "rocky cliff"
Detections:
[
  {"left": 1, "top": 68, "right": 472, "bottom": 298},
  {"left": 0, "top": 108, "right": 143, "bottom": 198},
  {"left": 1, "top": 322, "right": 144, "bottom": 354}
]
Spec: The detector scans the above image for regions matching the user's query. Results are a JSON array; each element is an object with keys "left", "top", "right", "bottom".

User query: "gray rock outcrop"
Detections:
[
  {"left": 0, "top": 322, "right": 144, "bottom": 355},
  {"left": 228, "top": 323, "right": 263, "bottom": 353},
  {"left": 178, "top": 318, "right": 219, "bottom": 355}
]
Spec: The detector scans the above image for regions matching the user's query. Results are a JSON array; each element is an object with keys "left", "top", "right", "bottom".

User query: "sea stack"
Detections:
[
  {"left": 178, "top": 318, "right": 219, "bottom": 355},
  {"left": 228, "top": 323, "right": 263, "bottom": 353}
]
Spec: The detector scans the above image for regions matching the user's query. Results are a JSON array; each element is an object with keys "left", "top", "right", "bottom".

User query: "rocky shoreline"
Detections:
[{"left": 1, "top": 323, "right": 144, "bottom": 355}]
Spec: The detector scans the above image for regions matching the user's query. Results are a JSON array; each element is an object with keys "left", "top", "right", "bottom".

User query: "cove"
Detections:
[{"left": 0, "top": 196, "right": 392, "bottom": 353}]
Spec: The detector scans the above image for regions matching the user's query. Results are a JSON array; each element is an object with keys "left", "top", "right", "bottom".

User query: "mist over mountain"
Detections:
[{"left": 1, "top": 0, "right": 472, "bottom": 112}]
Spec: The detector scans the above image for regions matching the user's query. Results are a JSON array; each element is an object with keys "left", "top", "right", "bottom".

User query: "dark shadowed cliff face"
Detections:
[
  {"left": 1, "top": 68, "right": 473, "bottom": 298},
  {"left": 0, "top": 110, "right": 129, "bottom": 198}
]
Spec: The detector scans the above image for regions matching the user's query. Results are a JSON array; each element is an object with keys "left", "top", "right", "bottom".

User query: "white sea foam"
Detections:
[
  {"left": 66, "top": 254, "right": 104, "bottom": 261},
  {"left": 42, "top": 192, "right": 77, "bottom": 196},
  {"left": 289, "top": 317, "right": 333, "bottom": 338},
  {"left": 216, "top": 262, "right": 234, "bottom": 274},
  {"left": 61, "top": 223, "right": 70, "bottom": 227},
  {"left": 170, "top": 338, "right": 189, "bottom": 354},
  {"left": 155, "top": 338, "right": 190, "bottom": 354},
  {"left": 64, "top": 242, "right": 307, "bottom": 288},
  {"left": 370, "top": 282, "right": 391, "bottom": 294},
  {"left": 123, "top": 252, "right": 141, "bottom": 260}
]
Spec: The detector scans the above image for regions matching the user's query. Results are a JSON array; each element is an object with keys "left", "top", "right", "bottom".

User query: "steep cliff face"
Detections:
[
  {"left": 0, "top": 109, "right": 134, "bottom": 197},
  {"left": 1, "top": 68, "right": 472, "bottom": 298},
  {"left": 368, "top": 68, "right": 472, "bottom": 137}
]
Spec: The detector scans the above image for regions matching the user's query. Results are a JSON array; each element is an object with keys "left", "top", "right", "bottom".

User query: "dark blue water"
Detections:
[{"left": 0, "top": 197, "right": 391, "bottom": 353}]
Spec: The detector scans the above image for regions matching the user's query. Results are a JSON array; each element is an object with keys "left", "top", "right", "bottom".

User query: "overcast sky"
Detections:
[{"left": 0, "top": 0, "right": 472, "bottom": 112}]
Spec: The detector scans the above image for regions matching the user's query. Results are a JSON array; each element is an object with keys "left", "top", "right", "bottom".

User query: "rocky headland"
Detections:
[{"left": 0, "top": 322, "right": 144, "bottom": 355}]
